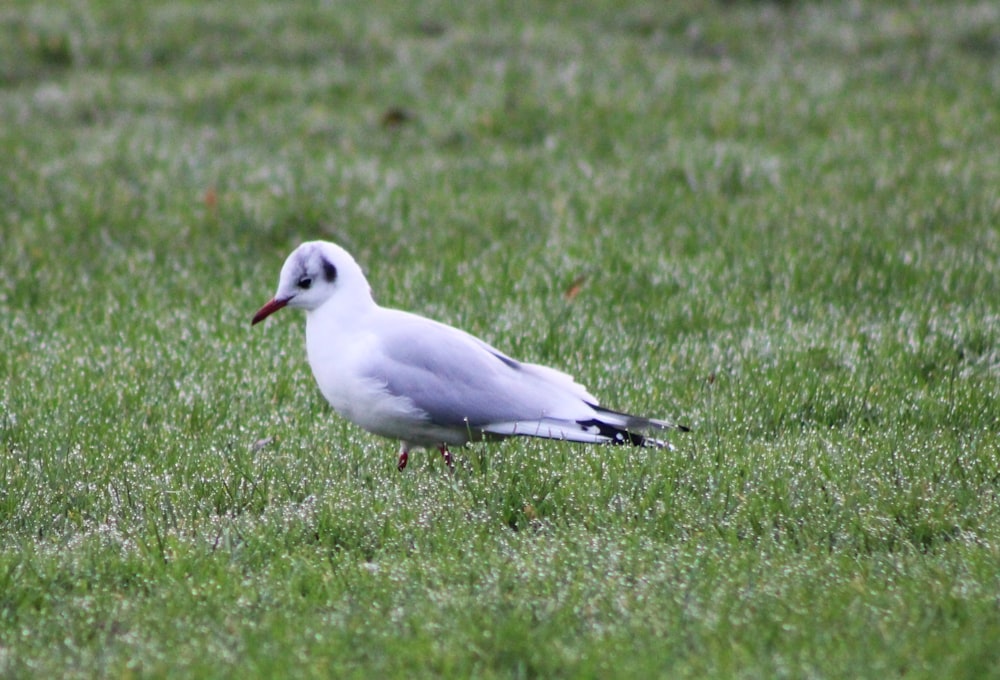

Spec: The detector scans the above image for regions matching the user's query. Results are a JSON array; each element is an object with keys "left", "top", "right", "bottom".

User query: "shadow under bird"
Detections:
[{"left": 252, "top": 241, "right": 688, "bottom": 470}]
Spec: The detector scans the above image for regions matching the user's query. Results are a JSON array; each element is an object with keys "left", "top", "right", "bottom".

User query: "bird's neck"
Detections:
[
  {"left": 303, "top": 297, "right": 379, "bottom": 397},
  {"left": 305, "top": 294, "right": 377, "bottom": 340}
]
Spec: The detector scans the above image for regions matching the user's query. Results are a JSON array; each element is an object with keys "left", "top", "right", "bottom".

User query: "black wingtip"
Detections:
[
  {"left": 585, "top": 402, "right": 691, "bottom": 433},
  {"left": 575, "top": 418, "right": 647, "bottom": 447}
]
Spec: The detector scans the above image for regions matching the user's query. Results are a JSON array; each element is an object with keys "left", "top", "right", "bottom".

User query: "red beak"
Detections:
[{"left": 251, "top": 297, "right": 289, "bottom": 325}]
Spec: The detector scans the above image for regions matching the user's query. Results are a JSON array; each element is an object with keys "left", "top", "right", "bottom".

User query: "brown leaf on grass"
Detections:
[
  {"left": 564, "top": 275, "right": 587, "bottom": 301},
  {"left": 381, "top": 107, "right": 414, "bottom": 128}
]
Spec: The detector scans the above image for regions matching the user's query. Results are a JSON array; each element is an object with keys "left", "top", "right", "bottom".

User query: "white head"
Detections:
[{"left": 251, "top": 241, "right": 373, "bottom": 324}]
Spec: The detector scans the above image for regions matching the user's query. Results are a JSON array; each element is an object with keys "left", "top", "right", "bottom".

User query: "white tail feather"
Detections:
[{"left": 480, "top": 417, "right": 672, "bottom": 449}]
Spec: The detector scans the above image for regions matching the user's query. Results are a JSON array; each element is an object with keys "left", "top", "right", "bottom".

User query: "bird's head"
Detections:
[{"left": 252, "top": 241, "right": 373, "bottom": 325}]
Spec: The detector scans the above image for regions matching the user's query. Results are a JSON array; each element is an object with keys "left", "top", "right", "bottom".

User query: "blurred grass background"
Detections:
[{"left": 2, "top": 1, "right": 1000, "bottom": 677}]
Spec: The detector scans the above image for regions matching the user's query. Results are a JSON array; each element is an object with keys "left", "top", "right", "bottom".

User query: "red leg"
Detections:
[{"left": 439, "top": 445, "right": 454, "bottom": 470}]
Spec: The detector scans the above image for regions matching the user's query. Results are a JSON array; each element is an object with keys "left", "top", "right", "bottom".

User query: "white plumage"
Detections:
[{"left": 252, "top": 241, "right": 687, "bottom": 470}]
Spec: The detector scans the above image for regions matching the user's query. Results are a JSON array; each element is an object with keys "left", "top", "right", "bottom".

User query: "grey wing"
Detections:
[{"left": 360, "top": 312, "right": 594, "bottom": 428}]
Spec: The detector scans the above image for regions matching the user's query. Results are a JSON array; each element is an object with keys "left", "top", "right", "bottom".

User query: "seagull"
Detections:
[{"left": 252, "top": 241, "right": 688, "bottom": 470}]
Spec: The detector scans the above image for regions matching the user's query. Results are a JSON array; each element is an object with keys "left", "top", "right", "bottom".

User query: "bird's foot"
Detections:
[
  {"left": 439, "top": 445, "right": 454, "bottom": 470},
  {"left": 397, "top": 449, "right": 409, "bottom": 471}
]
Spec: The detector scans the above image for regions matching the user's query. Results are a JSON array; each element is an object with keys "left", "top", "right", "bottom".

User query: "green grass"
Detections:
[{"left": 2, "top": 0, "right": 1000, "bottom": 676}]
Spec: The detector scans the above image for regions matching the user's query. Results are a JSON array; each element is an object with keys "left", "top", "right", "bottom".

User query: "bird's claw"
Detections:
[
  {"left": 439, "top": 445, "right": 454, "bottom": 470},
  {"left": 396, "top": 447, "right": 451, "bottom": 471}
]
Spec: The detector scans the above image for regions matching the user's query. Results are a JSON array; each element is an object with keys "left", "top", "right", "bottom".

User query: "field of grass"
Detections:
[{"left": 2, "top": 0, "right": 1000, "bottom": 676}]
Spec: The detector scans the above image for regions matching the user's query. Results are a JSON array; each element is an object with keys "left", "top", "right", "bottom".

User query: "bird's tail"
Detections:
[{"left": 482, "top": 404, "right": 689, "bottom": 449}]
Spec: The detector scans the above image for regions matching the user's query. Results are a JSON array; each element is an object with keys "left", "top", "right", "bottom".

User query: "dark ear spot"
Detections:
[{"left": 321, "top": 257, "right": 337, "bottom": 283}]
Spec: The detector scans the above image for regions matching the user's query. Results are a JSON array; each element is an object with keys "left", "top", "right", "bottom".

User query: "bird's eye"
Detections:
[{"left": 298, "top": 276, "right": 313, "bottom": 290}]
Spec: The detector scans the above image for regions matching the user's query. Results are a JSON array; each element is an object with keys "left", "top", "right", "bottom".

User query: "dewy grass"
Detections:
[{"left": 2, "top": 0, "right": 1000, "bottom": 677}]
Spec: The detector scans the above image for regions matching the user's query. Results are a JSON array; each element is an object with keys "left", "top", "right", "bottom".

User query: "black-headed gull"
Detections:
[{"left": 252, "top": 241, "right": 687, "bottom": 470}]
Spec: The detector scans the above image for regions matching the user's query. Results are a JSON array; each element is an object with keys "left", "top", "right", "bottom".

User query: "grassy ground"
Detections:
[{"left": 2, "top": 0, "right": 1000, "bottom": 677}]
